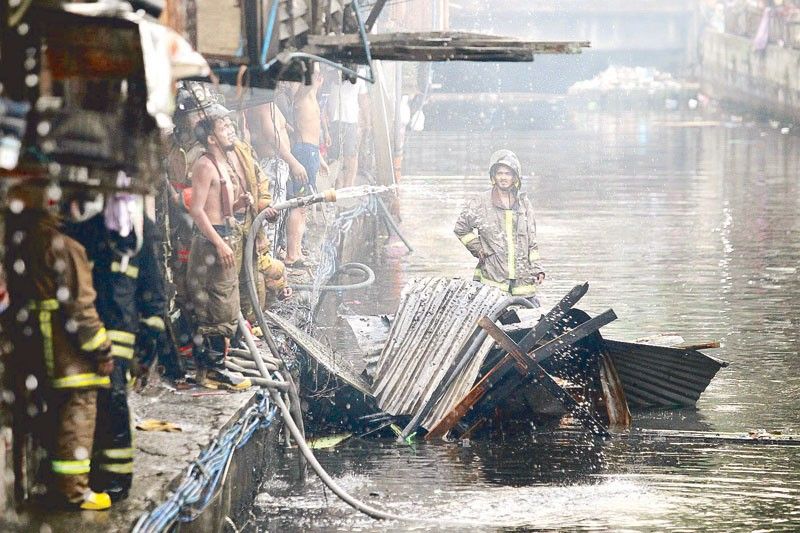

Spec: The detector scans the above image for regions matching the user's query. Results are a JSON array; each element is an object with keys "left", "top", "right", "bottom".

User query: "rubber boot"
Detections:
[
  {"left": 80, "top": 490, "right": 112, "bottom": 510},
  {"left": 195, "top": 336, "right": 251, "bottom": 391}
]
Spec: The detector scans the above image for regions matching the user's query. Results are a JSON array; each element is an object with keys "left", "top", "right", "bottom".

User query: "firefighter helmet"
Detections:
[
  {"left": 489, "top": 149, "right": 521, "bottom": 188},
  {"left": 175, "top": 82, "right": 225, "bottom": 117}
]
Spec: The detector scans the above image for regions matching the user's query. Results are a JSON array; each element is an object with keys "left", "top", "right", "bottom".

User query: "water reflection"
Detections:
[{"left": 256, "top": 111, "right": 800, "bottom": 531}]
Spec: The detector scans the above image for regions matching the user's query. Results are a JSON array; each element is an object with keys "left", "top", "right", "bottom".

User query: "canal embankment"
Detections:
[{"left": 700, "top": 30, "right": 800, "bottom": 123}]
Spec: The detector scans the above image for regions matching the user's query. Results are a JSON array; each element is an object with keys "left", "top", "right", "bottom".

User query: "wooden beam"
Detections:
[
  {"left": 425, "top": 305, "right": 617, "bottom": 440},
  {"left": 400, "top": 283, "right": 588, "bottom": 442},
  {"left": 477, "top": 315, "right": 613, "bottom": 439},
  {"left": 472, "top": 309, "right": 618, "bottom": 419}
]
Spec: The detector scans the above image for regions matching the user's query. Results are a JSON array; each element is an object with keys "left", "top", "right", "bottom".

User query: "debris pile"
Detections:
[{"left": 568, "top": 65, "right": 684, "bottom": 95}]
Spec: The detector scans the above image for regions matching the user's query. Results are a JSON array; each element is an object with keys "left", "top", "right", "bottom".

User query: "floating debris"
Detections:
[{"left": 568, "top": 65, "right": 684, "bottom": 94}]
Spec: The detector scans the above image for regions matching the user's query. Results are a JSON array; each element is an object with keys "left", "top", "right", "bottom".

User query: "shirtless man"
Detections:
[
  {"left": 186, "top": 109, "right": 251, "bottom": 390},
  {"left": 284, "top": 69, "right": 326, "bottom": 266},
  {"left": 247, "top": 99, "right": 308, "bottom": 187}
]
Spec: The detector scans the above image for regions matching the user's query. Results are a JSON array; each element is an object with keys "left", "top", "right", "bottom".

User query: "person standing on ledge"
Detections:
[{"left": 454, "top": 149, "right": 545, "bottom": 303}]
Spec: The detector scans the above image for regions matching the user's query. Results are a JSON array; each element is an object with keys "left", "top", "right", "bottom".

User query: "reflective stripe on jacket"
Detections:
[
  {"left": 454, "top": 188, "right": 544, "bottom": 296},
  {"left": 64, "top": 215, "right": 167, "bottom": 362},
  {"left": 4, "top": 214, "right": 110, "bottom": 390}
]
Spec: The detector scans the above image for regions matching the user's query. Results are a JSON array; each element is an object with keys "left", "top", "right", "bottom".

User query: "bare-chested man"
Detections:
[
  {"left": 186, "top": 109, "right": 251, "bottom": 391},
  {"left": 247, "top": 99, "right": 308, "bottom": 187},
  {"left": 284, "top": 69, "right": 327, "bottom": 266}
]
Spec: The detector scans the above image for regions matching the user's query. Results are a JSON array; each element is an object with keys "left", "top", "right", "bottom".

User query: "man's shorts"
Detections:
[
  {"left": 328, "top": 121, "right": 358, "bottom": 160},
  {"left": 289, "top": 142, "right": 320, "bottom": 198}
]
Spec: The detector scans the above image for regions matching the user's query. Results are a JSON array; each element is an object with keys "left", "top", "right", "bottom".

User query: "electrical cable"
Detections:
[{"left": 131, "top": 393, "right": 278, "bottom": 533}]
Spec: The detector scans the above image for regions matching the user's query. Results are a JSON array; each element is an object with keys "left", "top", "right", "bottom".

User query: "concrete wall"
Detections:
[
  {"left": 701, "top": 31, "right": 800, "bottom": 122},
  {"left": 179, "top": 420, "right": 282, "bottom": 532}
]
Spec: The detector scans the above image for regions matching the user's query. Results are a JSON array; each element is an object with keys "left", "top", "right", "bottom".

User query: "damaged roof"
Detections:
[
  {"left": 605, "top": 339, "right": 728, "bottom": 408},
  {"left": 371, "top": 278, "right": 506, "bottom": 429}
]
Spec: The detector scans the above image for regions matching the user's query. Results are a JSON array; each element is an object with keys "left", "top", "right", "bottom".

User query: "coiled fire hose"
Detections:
[
  {"left": 290, "top": 261, "right": 375, "bottom": 292},
  {"left": 242, "top": 196, "right": 417, "bottom": 522}
]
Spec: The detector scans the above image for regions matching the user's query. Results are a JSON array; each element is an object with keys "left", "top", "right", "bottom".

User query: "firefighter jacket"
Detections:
[
  {"left": 233, "top": 140, "right": 273, "bottom": 227},
  {"left": 454, "top": 188, "right": 544, "bottom": 297},
  {"left": 4, "top": 212, "right": 111, "bottom": 389},
  {"left": 63, "top": 215, "right": 166, "bottom": 362},
  {"left": 166, "top": 138, "right": 204, "bottom": 267}
]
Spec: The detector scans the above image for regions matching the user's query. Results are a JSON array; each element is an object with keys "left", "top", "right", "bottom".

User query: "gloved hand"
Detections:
[
  {"left": 138, "top": 316, "right": 166, "bottom": 370},
  {"left": 96, "top": 357, "right": 114, "bottom": 376},
  {"left": 130, "top": 358, "right": 151, "bottom": 392}
]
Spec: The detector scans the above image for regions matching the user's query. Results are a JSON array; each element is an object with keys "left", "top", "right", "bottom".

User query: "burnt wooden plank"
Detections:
[
  {"left": 414, "top": 283, "right": 588, "bottom": 441},
  {"left": 477, "top": 317, "right": 613, "bottom": 439},
  {"left": 302, "top": 32, "right": 588, "bottom": 63},
  {"left": 308, "top": 31, "right": 589, "bottom": 50},
  {"left": 425, "top": 308, "right": 615, "bottom": 439},
  {"left": 303, "top": 45, "right": 537, "bottom": 63},
  {"left": 465, "top": 309, "right": 618, "bottom": 427}
]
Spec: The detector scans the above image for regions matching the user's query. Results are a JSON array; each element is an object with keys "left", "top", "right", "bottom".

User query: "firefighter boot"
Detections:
[
  {"left": 80, "top": 490, "right": 112, "bottom": 510},
  {"left": 195, "top": 336, "right": 251, "bottom": 391}
]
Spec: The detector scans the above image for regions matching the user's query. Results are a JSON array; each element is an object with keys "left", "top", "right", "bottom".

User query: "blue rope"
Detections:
[{"left": 132, "top": 391, "right": 278, "bottom": 533}]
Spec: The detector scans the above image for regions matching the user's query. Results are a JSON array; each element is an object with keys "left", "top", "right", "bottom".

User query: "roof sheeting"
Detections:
[
  {"left": 265, "top": 309, "right": 373, "bottom": 396},
  {"left": 372, "top": 278, "right": 507, "bottom": 427},
  {"left": 605, "top": 339, "right": 728, "bottom": 408}
]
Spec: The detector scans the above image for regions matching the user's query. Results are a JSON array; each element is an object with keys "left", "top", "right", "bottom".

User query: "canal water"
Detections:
[{"left": 254, "top": 109, "right": 800, "bottom": 531}]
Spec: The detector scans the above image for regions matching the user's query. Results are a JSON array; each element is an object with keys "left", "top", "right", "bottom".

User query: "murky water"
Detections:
[{"left": 254, "top": 110, "right": 800, "bottom": 531}]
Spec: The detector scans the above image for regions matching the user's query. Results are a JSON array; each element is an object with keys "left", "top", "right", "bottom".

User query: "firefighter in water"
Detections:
[
  {"left": 454, "top": 150, "right": 546, "bottom": 301},
  {"left": 62, "top": 187, "right": 168, "bottom": 502},
  {"left": 3, "top": 182, "right": 114, "bottom": 510}
]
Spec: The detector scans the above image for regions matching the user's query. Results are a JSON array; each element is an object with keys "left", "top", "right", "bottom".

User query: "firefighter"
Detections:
[
  {"left": 454, "top": 150, "right": 546, "bottom": 300},
  {"left": 3, "top": 182, "right": 113, "bottom": 510},
  {"left": 164, "top": 82, "right": 216, "bottom": 354},
  {"left": 62, "top": 190, "right": 167, "bottom": 502}
]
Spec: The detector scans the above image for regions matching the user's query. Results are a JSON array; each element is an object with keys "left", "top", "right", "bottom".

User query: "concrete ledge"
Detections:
[{"left": 2, "top": 386, "right": 281, "bottom": 532}]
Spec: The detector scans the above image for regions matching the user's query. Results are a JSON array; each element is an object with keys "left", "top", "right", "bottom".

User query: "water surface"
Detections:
[{"left": 255, "top": 111, "right": 800, "bottom": 532}]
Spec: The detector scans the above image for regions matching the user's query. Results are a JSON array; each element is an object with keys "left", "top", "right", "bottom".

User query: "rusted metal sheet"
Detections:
[
  {"left": 371, "top": 278, "right": 507, "bottom": 423},
  {"left": 605, "top": 339, "right": 728, "bottom": 408},
  {"left": 264, "top": 309, "right": 373, "bottom": 396}
]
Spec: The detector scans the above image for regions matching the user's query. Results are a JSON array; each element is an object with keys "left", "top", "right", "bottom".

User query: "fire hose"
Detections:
[{"left": 241, "top": 190, "right": 422, "bottom": 522}]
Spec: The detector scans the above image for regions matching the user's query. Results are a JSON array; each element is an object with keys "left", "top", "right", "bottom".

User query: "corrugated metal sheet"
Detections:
[
  {"left": 265, "top": 309, "right": 373, "bottom": 396},
  {"left": 605, "top": 339, "right": 728, "bottom": 408},
  {"left": 372, "top": 277, "right": 507, "bottom": 426},
  {"left": 340, "top": 314, "right": 392, "bottom": 378}
]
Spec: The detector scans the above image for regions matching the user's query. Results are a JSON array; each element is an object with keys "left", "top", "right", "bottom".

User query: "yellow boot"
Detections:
[{"left": 80, "top": 490, "right": 112, "bottom": 510}]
